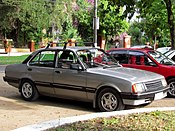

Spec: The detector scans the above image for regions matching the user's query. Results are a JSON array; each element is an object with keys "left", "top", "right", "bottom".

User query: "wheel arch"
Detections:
[
  {"left": 93, "top": 85, "right": 122, "bottom": 109},
  {"left": 19, "top": 78, "right": 36, "bottom": 92},
  {"left": 166, "top": 76, "right": 175, "bottom": 83}
]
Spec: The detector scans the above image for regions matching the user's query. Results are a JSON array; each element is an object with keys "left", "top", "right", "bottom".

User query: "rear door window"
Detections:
[
  {"left": 128, "top": 51, "right": 154, "bottom": 66},
  {"left": 109, "top": 50, "right": 128, "bottom": 64}
]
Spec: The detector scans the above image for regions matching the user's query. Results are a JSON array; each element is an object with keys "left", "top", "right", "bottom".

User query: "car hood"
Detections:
[{"left": 88, "top": 66, "right": 163, "bottom": 83}]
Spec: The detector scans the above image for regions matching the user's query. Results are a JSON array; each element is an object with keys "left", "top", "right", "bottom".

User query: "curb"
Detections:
[{"left": 12, "top": 107, "right": 175, "bottom": 131}]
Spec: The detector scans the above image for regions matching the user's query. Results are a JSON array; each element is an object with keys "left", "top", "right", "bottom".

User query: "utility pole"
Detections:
[{"left": 93, "top": 0, "right": 98, "bottom": 47}]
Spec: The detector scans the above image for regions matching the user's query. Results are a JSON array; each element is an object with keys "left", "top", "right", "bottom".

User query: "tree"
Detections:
[
  {"left": 74, "top": 0, "right": 94, "bottom": 42},
  {"left": 98, "top": 0, "right": 129, "bottom": 36},
  {"left": 75, "top": 0, "right": 129, "bottom": 43},
  {"left": 108, "top": 0, "right": 174, "bottom": 48},
  {"left": 128, "top": 23, "right": 142, "bottom": 45},
  {"left": 133, "top": 0, "right": 169, "bottom": 46},
  {"left": 163, "top": 0, "right": 174, "bottom": 48},
  {"left": 136, "top": 0, "right": 174, "bottom": 48},
  {"left": 0, "top": 0, "right": 52, "bottom": 47}
]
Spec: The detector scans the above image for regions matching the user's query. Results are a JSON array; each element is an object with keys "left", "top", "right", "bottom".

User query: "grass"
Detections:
[
  {"left": 48, "top": 111, "right": 175, "bottom": 131},
  {"left": 0, "top": 55, "right": 29, "bottom": 65}
]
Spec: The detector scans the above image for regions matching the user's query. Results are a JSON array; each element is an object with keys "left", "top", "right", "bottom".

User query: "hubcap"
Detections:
[
  {"left": 169, "top": 82, "right": 175, "bottom": 96},
  {"left": 22, "top": 82, "right": 33, "bottom": 98},
  {"left": 101, "top": 92, "right": 118, "bottom": 111}
]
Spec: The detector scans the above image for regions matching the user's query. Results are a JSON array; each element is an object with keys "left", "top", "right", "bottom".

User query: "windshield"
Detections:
[
  {"left": 148, "top": 51, "right": 175, "bottom": 65},
  {"left": 76, "top": 48, "right": 120, "bottom": 68}
]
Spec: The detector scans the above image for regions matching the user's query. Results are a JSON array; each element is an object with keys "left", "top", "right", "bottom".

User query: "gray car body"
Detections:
[{"left": 4, "top": 46, "right": 169, "bottom": 108}]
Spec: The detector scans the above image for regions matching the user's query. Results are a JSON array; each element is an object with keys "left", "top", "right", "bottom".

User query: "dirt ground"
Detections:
[
  {"left": 0, "top": 72, "right": 175, "bottom": 131},
  {"left": 0, "top": 73, "right": 94, "bottom": 131}
]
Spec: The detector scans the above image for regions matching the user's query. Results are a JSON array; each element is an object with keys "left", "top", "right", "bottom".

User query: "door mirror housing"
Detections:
[
  {"left": 71, "top": 63, "right": 83, "bottom": 70},
  {"left": 147, "top": 62, "right": 157, "bottom": 67}
]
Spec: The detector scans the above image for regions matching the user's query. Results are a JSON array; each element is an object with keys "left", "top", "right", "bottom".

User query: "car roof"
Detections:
[
  {"left": 108, "top": 47, "right": 154, "bottom": 53},
  {"left": 157, "top": 47, "right": 171, "bottom": 54},
  {"left": 31, "top": 46, "right": 100, "bottom": 55}
]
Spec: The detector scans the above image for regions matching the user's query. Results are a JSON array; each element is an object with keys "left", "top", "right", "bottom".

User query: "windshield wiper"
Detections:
[{"left": 103, "top": 63, "right": 121, "bottom": 69}]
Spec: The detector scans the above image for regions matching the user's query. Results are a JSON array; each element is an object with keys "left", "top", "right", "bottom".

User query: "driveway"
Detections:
[
  {"left": 0, "top": 65, "right": 6, "bottom": 73},
  {"left": 0, "top": 72, "right": 95, "bottom": 131},
  {"left": 0, "top": 72, "right": 175, "bottom": 131}
]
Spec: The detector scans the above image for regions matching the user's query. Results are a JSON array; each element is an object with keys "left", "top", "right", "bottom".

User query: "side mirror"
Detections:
[
  {"left": 70, "top": 63, "right": 82, "bottom": 70},
  {"left": 147, "top": 62, "right": 157, "bottom": 67}
]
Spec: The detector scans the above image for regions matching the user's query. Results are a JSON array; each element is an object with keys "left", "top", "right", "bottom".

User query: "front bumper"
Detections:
[{"left": 121, "top": 86, "right": 169, "bottom": 105}]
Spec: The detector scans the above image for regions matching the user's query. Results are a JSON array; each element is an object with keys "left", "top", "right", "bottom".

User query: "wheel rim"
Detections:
[
  {"left": 101, "top": 92, "right": 118, "bottom": 111},
  {"left": 169, "top": 81, "right": 175, "bottom": 96},
  {"left": 22, "top": 82, "right": 33, "bottom": 98}
]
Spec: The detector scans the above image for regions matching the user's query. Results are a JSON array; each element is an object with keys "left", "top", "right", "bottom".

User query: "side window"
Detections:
[
  {"left": 128, "top": 51, "right": 154, "bottom": 66},
  {"left": 109, "top": 50, "right": 128, "bottom": 64},
  {"left": 29, "top": 51, "right": 56, "bottom": 67},
  {"left": 57, "top": 50, "right": 77, "bottom": 69}
]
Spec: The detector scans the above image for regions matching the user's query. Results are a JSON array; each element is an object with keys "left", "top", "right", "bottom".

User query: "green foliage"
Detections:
[
  {"left": 98, "top": 0, "right": 129, "bottom": 36},
  {"left": 51, "top": 0, "right": 82, "bottom": 42},
  {"left": 136, "top": 0, "right": 175, "bottom": 47},
  {"left": 128, "top": 23, "right": 142, "bottom": 45},
  {"left": 61, "top": 21, "right": 82, "bottom": 42},
  {"left": 0, "top": 0, "right": 52, "bottom": 44},
  {"left": 74, "top": 0, "right": 94, "bottom": 42}
]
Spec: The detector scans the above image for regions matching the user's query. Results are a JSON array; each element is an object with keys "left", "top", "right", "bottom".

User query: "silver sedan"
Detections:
[{"left": 3, "top": 46, "right": 169, "bottom": 112}]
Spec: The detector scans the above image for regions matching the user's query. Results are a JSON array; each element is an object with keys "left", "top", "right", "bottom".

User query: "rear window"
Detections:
[{"left": 29, "top": 51, "right": 56, "bottom": 67}]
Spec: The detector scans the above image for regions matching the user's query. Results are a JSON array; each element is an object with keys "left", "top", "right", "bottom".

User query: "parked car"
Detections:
[
  {"left": 131, "top": 45, "right": 153, "bottom": 49},
  {"left": 163, "top": 50, "right": 175, "bottom": 62},
  {"left": 156, "top": 47, "right": 171, "bottom": 54},
  {"left": 3, "top": 43, "right": 168, "bottom": 112},
  {"left": 106, "top": 48, "right": 175, "bottom": 97}
]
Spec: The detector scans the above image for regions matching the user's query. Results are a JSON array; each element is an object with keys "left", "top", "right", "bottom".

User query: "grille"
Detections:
[{"left": 144, "top": 80, "right": 163, "bottom": 92}]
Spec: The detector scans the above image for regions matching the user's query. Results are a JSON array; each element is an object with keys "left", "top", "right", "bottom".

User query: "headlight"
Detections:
[
  {"left": 132, "top": 83, "right": 146, "bottom": 94},
  {"left": 161, "top": 78, "right": 167, "bottom": 87}
]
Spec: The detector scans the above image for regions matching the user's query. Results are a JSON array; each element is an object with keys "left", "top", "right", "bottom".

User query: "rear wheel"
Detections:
[
  {"left": 97, "top": 88, "right": 125, "bottom": 112},
  {"left": 20, "top": 80, "right": 39, "bottom": 101},
  {"left": 167, "top": 78, "right": 175, "bottom": 97}
]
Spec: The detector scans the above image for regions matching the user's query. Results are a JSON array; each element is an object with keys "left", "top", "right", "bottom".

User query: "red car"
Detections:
[{"left": 105, "top": 48, "right": 175, "bottom": 97}]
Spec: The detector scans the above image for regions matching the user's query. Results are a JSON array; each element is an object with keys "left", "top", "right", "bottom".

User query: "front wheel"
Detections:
[
  {"left": 20, "top": 80, "right": 39, "bottom": 101},
  {"left": 167, "top": 78, "right": 175, "bottom": 97},
  {"left": 97, "top": 88, "right": 125, "bottom": 112}
]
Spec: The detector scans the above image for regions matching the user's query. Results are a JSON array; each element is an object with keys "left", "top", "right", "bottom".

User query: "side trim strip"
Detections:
[{"left": 35, "top": 81, "right": 96, "bottom": 93}]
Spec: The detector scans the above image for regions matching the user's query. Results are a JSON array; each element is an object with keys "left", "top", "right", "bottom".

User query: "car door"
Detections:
[
  {"left": 53, "top": 50, "right": 87, "bottom": 100},
  {"left": 127, "top": 51, "right": 161, "bottom": 74},
  {"left": 27, "top": 50, "right": 56, "bottom": 95}
]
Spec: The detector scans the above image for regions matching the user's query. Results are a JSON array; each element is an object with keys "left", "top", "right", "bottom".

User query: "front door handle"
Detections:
[
  {"left": 28, "top": 68, "right": 32, "bottom": 71},
  {"left": 55, "top": 70, "right": 62, "bottom": 74}
]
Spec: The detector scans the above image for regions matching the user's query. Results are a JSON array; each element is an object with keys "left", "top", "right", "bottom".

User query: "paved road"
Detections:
[{"left": 1, "top": 71, "right": 175, "bottom": 131}]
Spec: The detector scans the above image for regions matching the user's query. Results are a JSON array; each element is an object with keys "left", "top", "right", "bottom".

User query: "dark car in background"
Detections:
[
  {"left": 106, "top": 48, "right": 175, "bottom": 97},
  {"left": 3, "top": 44, "right": 168, "bottom": 112}
]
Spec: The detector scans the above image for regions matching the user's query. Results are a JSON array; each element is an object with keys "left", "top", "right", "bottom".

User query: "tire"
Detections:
[
  {"left": 20, "top": 80, "right": 39, "bottom": 101},
  {"left": 167, "top": 78, "right": 175, "bottom": 97},
  {"left": 97, "top": 88, "right": 125, "bottom": 112}
]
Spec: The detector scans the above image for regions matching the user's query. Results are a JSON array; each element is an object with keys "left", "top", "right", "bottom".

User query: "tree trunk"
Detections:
[{"left": 164, "top": 0, "right": 175, "bottom": 49}]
